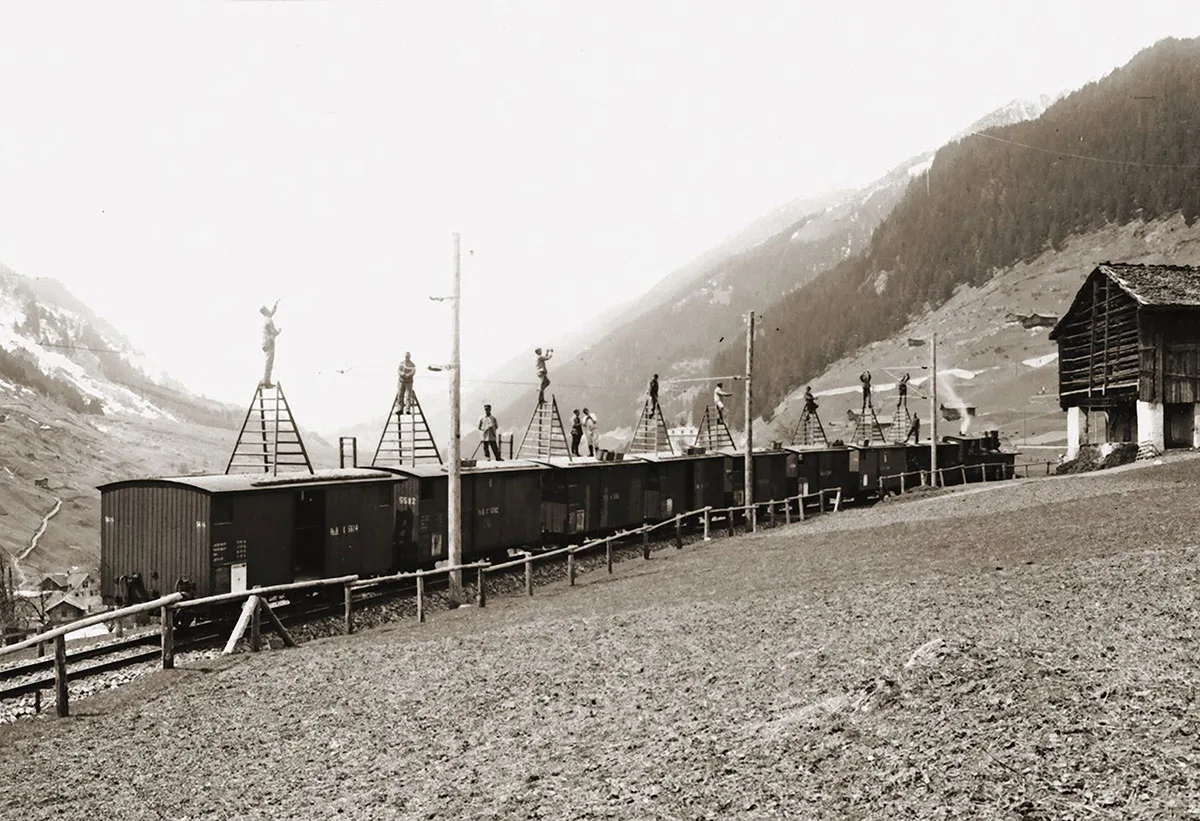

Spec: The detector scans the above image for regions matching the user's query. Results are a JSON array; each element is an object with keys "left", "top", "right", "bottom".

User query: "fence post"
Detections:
[
  {"left": 703, "top": 507, "right": 711, "bottom": 541},
  {"left": 798, "top": 495, "right": 806, "bottom": 521},
  {"left": 477, "top": 567, "right": 487, "bottom": 609},
  {"left": 643, "top": 522, "right": 651, "bottom": 559},
  {"left": 785, "top": 498, "right": 792, "bottom": 525},
  {"left": 343, "top": 582, "right": 354, "bottom": 635},
  {"left": 568, "top": 549, "right": 576, "bottom": 586},
  {"left": 769, "top": 501, "right": 777, "bottom": 527},
  {"left": 34, "top": 641, "right": 44, "bottom": 714},
  {"left": 960, "top": 465, "right": 967, "bottom": 485},
  {"left": 606, "top": 537, "right": 613, "bottom": 574},
  {"left": 727, "top": 507, "right": 735, "bottom": 537},
  {"left": 416, "top": 573, "right": 425, "bottom": 623},
  {"left": 525, "top": 554, "right": 534, "bottom": 596},
  {"left": 982, "top": 463, "right": 989, "bottom": 482},
  {"left": 833, "top": 488, "right": 842, "bottom": 513},
  {"left": 161, "top": 605, "right": 175, "bottom": 670},
  {"left": 674, "top": 514, "right": 683, "bottom": 549},
  {"left": 818, "top": 488, "right": 826, "bottom": 513},
  {"left": 53, "top": 634, "right": 68, "bottom": 718},
  {"left": 250, "top": 598, "right": 261, "bottom": 651},
  {"left": 901, "top": 472, "right": 906, "bottom": 495}
]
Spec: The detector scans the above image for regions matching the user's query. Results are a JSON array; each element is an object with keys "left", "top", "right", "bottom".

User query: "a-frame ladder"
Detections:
[
  {"left": 790, "top": 407, "right": 828, "bottom": 447},
  {"left": 889, "top": 407, "right": 915, "bottom": 444},
  {"left": 628, "top": 401, "right": 675, "bottom": 455},
  {"left": 226, "top": 382, "right": 314, "bottom": 475},
  {"left": 517, "top": 395, "right": 573, "bottom": 460},
  {"left": 851, "top": 405, "right": 887, "bottom": 446},
  {"left": 694, "top": 405, "right": 736, "bottom": 452},
  {"left": 371, "top": 390, "right": 443, "bottom": 468}
]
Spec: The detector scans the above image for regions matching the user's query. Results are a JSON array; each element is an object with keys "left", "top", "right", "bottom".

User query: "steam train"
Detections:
[{"left": 99, "top": 436, "right": 1014, "bottom": 607}]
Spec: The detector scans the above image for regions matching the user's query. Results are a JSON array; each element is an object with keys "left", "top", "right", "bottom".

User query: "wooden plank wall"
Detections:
[
  {"left": 1057, "top": 270, "right": 1140, "bottom": 408},
  {"left": 1142, "top": 310, "right": 1200, "bottom": 404}
]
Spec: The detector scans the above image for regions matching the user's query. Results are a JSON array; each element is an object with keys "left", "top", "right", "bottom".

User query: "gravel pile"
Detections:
[{"left": 2, "top": 459, "right": 1198, "bottom": 819}]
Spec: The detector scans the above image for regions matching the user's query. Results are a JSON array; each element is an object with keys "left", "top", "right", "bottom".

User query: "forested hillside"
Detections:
[{"left": 710, "top": 37, "right": 1200, "bottom": 425}]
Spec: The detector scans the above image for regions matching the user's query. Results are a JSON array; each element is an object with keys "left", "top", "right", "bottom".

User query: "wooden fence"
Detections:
[{"left": 876, "top": 459, "right": 1059, "bottom": 496}]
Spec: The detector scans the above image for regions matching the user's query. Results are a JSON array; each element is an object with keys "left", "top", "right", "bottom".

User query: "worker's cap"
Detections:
[
  {"left": 535, "top": 347, "right": 542, "bottom": 354},
  {"left": 484, "top": 404, "right": 491, "bottom": 409}
]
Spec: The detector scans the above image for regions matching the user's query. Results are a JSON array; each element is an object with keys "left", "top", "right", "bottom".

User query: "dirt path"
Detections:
[{"left": 11, "top": 496, "right": 62, "bottom": 589}]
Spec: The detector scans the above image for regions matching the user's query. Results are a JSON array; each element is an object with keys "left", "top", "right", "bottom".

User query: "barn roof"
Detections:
[
  {"left": 97, "top": 468, "right": 396, "bottom": 494},
  {"left": 1096, "top": 262, "right": 1200, "bottom": 308}
]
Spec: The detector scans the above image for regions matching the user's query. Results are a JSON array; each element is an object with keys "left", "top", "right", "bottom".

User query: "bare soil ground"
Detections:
[{"left": 2, "top": 458, "right": 1199, "bottom": 820}]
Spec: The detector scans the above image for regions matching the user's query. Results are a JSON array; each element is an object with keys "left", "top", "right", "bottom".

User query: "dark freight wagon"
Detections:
[
  {"left": 384, "top": 461, "right": 547, "bottom": 566},
  {"left": 785, "top": 446, "right": 856, "bottom": 504},
  {"left": 539, "top": 458, "right": 647, "bottom": 541},
  {"left": 637, "top": 453, "right": 694, "bottom": 520},
  {"left": 98, "top": 469, "right": 400, "bottom": 605},
  {"left": 904, "top": 442, "right": 967, "bottom": 485},
  {"left": 691, "top": 452, "right": 739, "bottom": 510},
  {"left": 851, "top": 445, "right": 913, "bottom": 498}
]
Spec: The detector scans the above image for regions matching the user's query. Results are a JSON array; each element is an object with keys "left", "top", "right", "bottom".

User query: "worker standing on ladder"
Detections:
[
  {"left": 260, "top": 300, "right": 281, "bottom": 389},
  {"left": 897, "top": 372, "right": 910, "bottom": 411},
  {"left": 714, "top": 382, "right": 733, "bottom": 423},
  {"left": 535, "top": 347, "right": 553, "bottom": 404},
  {"left": 648, "top": 374, "right": 660, "bottom": 413},
  {"left": 397, "top": 352, "right": 416, "bottom": 414},
  {"left": 803, "top": 386, "right": 819, "bottom": 416},
  {"left": 859, "top": 371, "right": 873, "bottom": 414}
]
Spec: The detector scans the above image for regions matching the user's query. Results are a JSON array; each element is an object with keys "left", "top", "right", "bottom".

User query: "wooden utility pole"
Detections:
[
  {"left": 448, "top": 233, "right": 463, "bottom": 600},
  {"left": 744, "top": 310, "right": 755, "bottom": 532},
  {"left": 929, "top": 332, "right": 938, "bottom": 482}
]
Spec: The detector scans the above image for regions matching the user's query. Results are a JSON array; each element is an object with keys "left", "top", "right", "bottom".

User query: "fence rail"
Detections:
[{"left": 876, "top": 458, "right": 1058, "bottom": 494}]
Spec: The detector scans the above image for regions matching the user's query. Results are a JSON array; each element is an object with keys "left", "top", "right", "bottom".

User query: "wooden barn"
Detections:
[{"left": 1050, "top": 262, "right": 1200, "bottom": 457}]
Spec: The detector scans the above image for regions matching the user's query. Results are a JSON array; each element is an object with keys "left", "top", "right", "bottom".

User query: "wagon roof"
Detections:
[
  {"left": 373, "top": 459, "right": 550, "bottom": 479},
  {"left": 97, "top": 468, "right": 395, "bottom": 494}
]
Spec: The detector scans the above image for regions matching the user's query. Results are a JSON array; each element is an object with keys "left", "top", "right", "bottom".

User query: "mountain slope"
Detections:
[
  {"left": 756, "top": 215, "right": 1200, "bottom": 453},
  {"left": 710, "top": 37, "right": 1200, "bottom": 426},
  {"left": 0, "top": 264, "right": 335, "bottom": 587},
  {"left": 487, "top": 98, "right": 1056, "bottom": 445}
]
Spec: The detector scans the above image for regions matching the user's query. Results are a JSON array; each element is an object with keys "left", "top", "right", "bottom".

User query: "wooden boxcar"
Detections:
[
  {"left": 637, "top": 453, "right": 695, "bottom": 520},
  {"left": 851, "top": 445, "right": 914, "bottom": 498},
  {"left": 538, "top": 457, "right": 647, "bottom": 542},
  {"left": 98, "top": 469, "right": 399, "bottom": 605},
  {"left": 905, "top": 442, "right": 968, "bottom": 486},
  {"left": 728, "top": 449, "right": 792, "bottom": 508},
  {"left": 785, "top": 446, "right": 857, "bottom": 504},
  {"left": 692, "top": 452, "right": 740, "bottom": 510},
  {"left": 383, "top": 460, "right": 547, "bottom": 567}
]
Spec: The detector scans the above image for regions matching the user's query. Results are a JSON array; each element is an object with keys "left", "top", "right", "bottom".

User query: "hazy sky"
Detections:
[{"left": 0, "top": 1, "right": 1195, "bottom": 433}]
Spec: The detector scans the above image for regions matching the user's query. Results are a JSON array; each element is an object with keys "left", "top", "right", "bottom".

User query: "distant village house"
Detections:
[{"left": 1050, "top": 262, "right": 1200, "bottom": 458}]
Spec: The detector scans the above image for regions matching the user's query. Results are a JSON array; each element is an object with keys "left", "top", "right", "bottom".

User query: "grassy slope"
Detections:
[
  {"left": 2, "top": 457, "right": 1198, "bottom": 819},
  {"left": 761, "top": 215, "right": 1200, "bottom": 451}
]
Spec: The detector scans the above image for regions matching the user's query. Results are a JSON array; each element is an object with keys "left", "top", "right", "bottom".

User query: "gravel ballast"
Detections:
[{"left": 2, "top": 461, "right": 1199, "bottom": 819}]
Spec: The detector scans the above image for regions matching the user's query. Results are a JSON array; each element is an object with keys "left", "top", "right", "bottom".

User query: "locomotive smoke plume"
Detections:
[{"left": 937, "top": 371, "right": 972, "bottom": 435}]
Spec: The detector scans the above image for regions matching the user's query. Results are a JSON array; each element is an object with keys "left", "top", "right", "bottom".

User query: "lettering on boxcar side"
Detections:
[{"left": 477, "top": 506, "right": 500, "bottom": 516}]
